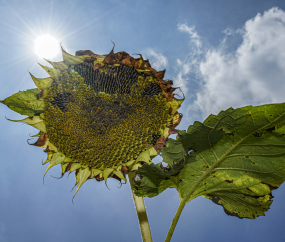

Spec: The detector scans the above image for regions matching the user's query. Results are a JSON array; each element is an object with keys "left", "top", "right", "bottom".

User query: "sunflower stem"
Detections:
[{"left": 128, "top": 172, "right": 153, "bottom": 242}]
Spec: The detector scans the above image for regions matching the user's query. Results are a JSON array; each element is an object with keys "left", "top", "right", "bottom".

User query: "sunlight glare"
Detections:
[{"left": 35, "top": 35, "right": 59, "bottom": 59}]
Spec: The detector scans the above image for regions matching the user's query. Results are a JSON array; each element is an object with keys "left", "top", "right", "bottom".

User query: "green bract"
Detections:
[{"left": 1, "top": 47, "right": 183, "bottom": 198}]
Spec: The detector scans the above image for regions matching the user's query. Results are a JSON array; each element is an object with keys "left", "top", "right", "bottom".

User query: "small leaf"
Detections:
[
  {"left": 0, "top": 88, "right": 44, "bottom": 116},
  {"left": 134, "top": 162, "right": 184, "bottom": 198}
]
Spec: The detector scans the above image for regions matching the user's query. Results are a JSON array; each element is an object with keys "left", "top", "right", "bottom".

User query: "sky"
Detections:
[{"left": 1, "top": 0, "right": 285, "bottom": 241}]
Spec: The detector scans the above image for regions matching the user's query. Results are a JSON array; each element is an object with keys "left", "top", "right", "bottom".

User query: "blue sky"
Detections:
[{"left": 1, "top": 0, "right": 285, "bottom": 241}]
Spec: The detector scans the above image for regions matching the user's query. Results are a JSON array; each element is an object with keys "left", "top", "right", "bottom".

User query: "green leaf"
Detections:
[
  {"left": 136, "top": 103, "right": 285, "bottom": 219},
  {"left": 0, "top": 88, "right": 44, "bottom": 116},
  {"left": 134, "top": 162, "right": 184, "bottom": 198},
  {"left": 133, "top": 138, "right": 186, "bottom": 198},
  {"left": 161, "top": 138, "right": 186, "bottom": 165}
]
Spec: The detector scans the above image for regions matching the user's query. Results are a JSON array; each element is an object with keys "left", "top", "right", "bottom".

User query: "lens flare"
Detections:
[{"left": 35, "top": 35, "right": 59, "bottom": 59}]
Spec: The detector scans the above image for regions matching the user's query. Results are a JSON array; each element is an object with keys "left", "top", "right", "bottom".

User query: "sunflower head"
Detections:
[{"left": 1, "top": 44, "right": 183, "bottom": 198}]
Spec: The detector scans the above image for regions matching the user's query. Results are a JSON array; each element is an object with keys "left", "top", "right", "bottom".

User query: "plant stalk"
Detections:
[
  {"left": 164, "top": 200, "right": 187, "bottom": 242},
  {"left": 128, "top": 172, "right": 153, "bottom": 242}
]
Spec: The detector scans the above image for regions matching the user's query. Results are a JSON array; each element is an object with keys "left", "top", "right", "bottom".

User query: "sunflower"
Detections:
[{"left": 1, "top": 45, "right": 183, "bottom": 198}]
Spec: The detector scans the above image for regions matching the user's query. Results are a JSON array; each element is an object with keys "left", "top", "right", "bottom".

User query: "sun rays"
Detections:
[{"left": 35, "top": 35, "right": 59, "bottom": 59}]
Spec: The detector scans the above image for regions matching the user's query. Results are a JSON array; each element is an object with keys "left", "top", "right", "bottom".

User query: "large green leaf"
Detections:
[
  {"left": 135, "top": 103, "right": 285, "bottom": 219},
  {"left": 0, "top": 88, "right": 44, "bottom": 116}
]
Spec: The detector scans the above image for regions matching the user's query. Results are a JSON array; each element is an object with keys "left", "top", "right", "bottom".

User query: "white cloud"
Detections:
[
  {"left": 143, "top": 49, "right": 168, "bottom": 70},
  {"left": 222, "top": 27, "right": 244, "bottom": 36},
  {"left": 178, "top": 24, "right": 202, "bottom": 49},
  {"left": 220, "top": 28, "right": 244, "bottom": 45},
  {"left": 174, "top": 24, "right": 205, "bottom": 100},
  {"left": 180, "top": 7, "right": 285, "bottom": 120},
  {"left": 174, "top": 54, "right": 201, "bottom": 96}
]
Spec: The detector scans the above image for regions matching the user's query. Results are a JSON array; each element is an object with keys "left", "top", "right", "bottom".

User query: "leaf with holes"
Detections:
[
  {"left": 179, "top": 103, "right": 285, "bottom": 219},
  {"left": 136, "top": 103, "right": 285, "bottom": 219}
]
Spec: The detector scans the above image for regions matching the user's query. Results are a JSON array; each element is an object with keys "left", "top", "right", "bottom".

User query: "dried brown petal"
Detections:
[
  {"left": 84, "top": 56, "right": 97, "bottom": 62},
  {"left": 168, "top": 126, "right": 179, "bottom": 135},
  {"left": 103, "top": 45, "right": 117, "bottom": 64},
  {"left": 36, "top": 89, "right": 44, "bottom": 98},
  {"left": 154, "top": 144, "right": 164, "bottom": 154},
  {"left": 163, "top": 92, "right": 174, "bottom": 101},
  {"left": 157, "top": 136, "right": 166, "bottom": 146},
  {"left": 95, "top": 175, "right": 104, "bottom": 181},
  {"left": 44, "top": 145, "right": 54, "bottom": 153},
  {"left": 93, "top": 63, "right": 102, "bottom": 71},
  {"left": 75, "top": 50, "right": 95, "bottom": 56},
  {"left": 144, "top": 59, "right": 152, "bottom": 69},
  {"left": 121, "top": 58, "right": 132, "bottom": 66},
  {"left": 32, "top": 133, "right": 49, "bottom": 147},
  {"left": 121, "top": 165, "right": 128, "bottom": 177},
  {"left": 167, "top": 87, "right": 177, "bottom": 93},
  {"left": 154, "top": 70, "right": 166, "bottom": 80},
  {"left": 65, "top": 162, "right": 73, "bottom": 173},
  {"left": 116, "top": 51, "right": 130, "bottom": 61},
  {"left": 154, "top": 136, "right": 167, "bottom": 154},
  {"left": 131, "top": 58, "right": 145, "bottom": 69}
]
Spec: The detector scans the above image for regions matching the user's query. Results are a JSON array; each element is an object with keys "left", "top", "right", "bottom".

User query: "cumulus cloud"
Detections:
[
  {"left": 174, "top": 24, "right": 204, "bottom": 98},
  {"left": 143, "top": 49, "right": 168, "bottom": 70},
  {"left": 178, "top": 24, "right": 202, "bottom": 49},
  {"left": 174, "top": 55, "right": 201, "bottom": 96},
  {"left": 179, "top": 8, "right": 285, "bottom": 120}
]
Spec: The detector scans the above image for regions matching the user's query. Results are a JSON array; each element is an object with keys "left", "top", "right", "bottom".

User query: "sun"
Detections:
[{"left": 35, "top": 35, "right": 59, "bottom": 59}]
